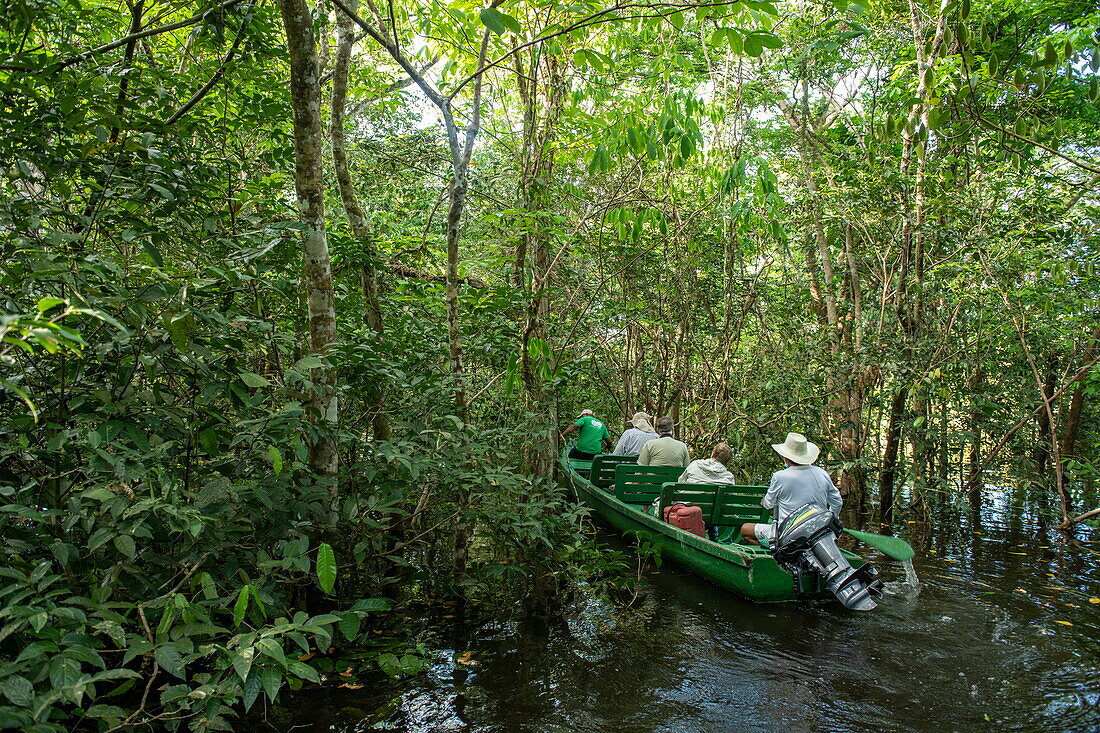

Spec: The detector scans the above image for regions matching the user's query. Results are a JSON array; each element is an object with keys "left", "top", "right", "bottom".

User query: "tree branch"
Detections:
[
  {"left": 448, "top": 0, "right": 745, "bottom": 100},
  {"left": 164, "top": 13, "right": 249, "bottom": 125},
  {"left": 56, "top": 0, "right": 249, "bottom": 71}
]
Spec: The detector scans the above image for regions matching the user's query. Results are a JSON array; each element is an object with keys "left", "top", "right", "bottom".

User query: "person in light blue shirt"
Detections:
[
  {"left": 740, "top": 432, "right": 842, "bottom": 546},
  {"left": 612, "top": 411, "right": 659, "bottom": 456}
]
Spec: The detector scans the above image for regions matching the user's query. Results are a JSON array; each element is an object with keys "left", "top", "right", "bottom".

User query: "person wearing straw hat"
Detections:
[
  {"left": 740, "top": 432, "right": 842, "bottom": 547},
  {"left": 561, "top": 409, "right": 612, "bottom": 460},
  {"left": 612, "top": 411, "right": 660, "bottom": 456}
]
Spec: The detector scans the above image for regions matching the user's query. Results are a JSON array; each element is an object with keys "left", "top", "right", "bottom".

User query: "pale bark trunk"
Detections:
[{"left": 280, "top": 0, "right": 339, "bottom": 477}]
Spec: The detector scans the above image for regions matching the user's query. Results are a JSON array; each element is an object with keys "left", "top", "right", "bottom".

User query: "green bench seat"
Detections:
[
  {"left": 614, "top": 464, "right": 685, "bottom": 504},
  {"left": 658, "top": 483, "right": 771, "bottom": 527},
  {"left": 589, "top": 454, "right": 640, "bottom": 488}
]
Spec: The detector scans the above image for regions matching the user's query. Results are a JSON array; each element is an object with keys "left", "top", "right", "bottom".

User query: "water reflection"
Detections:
[{"left": 266, "top": 504, "right": 1099, "bottom": 733}]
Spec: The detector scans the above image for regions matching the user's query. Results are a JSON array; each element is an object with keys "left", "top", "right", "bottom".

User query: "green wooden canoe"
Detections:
[{"left": 559, "top": 448, "right": 870, "bottom": 603}]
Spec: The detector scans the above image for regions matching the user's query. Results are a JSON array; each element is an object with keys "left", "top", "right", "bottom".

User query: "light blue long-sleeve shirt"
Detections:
[{"left": 763, "top": 464, "right": 842, "bottom": 525}]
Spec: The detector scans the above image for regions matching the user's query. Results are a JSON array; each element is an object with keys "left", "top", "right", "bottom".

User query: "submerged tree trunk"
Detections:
[
  {"left": 1059, "top": 324, "right": 1100, "bottom": 469},
  {"left": 279, "top": 0, "right": 339, "bottom": 478},
  {"left": 879, "top": 386, "right": 908, "bottom": 526},
  {"left": 965, "top": 365, "right": 984, "bottom": 506}
]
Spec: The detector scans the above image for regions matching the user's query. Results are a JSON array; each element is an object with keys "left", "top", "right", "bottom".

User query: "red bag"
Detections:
[{"left": 663, "top": 502, "right": 706, "bottom": 537}]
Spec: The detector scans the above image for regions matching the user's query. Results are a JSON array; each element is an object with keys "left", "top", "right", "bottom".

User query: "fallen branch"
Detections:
[{"left": 1056, "top": 507, "right": 1100, "bottom": 531}]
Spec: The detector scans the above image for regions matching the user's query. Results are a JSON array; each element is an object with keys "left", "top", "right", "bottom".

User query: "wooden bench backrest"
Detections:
[
  {"left": 659, "top": 483, "right": 770, "bottom": 526},
  {"left": 712, "top": 487, "right": 771, "bottom": 526},
  {"left": 589, "top": 454, "right": 641, "bottom": 488},
  {"left": 659, "top": 483, "right": 721, "bottom": 522},
  {"left": 614, "top": 464, "right": 684, "bottom": 504}
]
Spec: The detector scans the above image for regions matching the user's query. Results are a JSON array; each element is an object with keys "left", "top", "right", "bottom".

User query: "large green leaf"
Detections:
[{"left": 316, "top": 543, "right": 337, "bottom": 595}]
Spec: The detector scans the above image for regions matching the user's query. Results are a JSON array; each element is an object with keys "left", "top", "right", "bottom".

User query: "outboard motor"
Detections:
[{"left": 771, "top": 504, "right": 882, "bottom": 611}]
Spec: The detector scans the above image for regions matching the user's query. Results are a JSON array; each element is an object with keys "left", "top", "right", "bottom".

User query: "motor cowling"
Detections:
[{"left": 771, "top": 504, "right": 882, "bottom": 611}]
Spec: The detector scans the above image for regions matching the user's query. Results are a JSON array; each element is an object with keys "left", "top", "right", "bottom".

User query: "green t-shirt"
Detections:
[{"left": 574, "top": 416, "right": 609, "bottom": 454}]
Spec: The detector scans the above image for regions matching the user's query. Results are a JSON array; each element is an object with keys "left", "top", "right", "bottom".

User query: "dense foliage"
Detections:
[{"left": 1, "top": 0, "right": 1098, "bottom": 728}]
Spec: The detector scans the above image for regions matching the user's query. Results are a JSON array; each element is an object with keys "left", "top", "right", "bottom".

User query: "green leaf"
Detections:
[
  {"left": 232, "top": 647, "right": 255, "bottom": 681},
  {"left": 844, "top": 528, "right": 915, "bottom": 561},
  {"left": 479, "top": 7, "right": 509, "bottom": 34},
  {"left": 36, "top": 297, "right": 66, "bottom": 313},
  {"left": 377, "top": 652, "right": 402, "bottom": 677},
  {"left": 1, "top": 675, "right": 34, "bottom": 707},
  {"left": 268, "top": 445, "right": 283, "bottom": 476},
  {"left": 67, "top": 307, "right": 125, "bottom": 331},
  {"left": 156, "top": 648, "right": 186, "bottom": 681},
  {"left": 316, "top": 543, "right": 337, "bottom": 595},
  {"left": 0, "top": 377, "right": 38, "bottom": 421},
  {"left": 338, "top": 611, "right": 361, "bottom": 641},
  {"left": 256, "top": 638, "right": 287, "bottom": 669},
  {"left": 239, "top": 372, "right": 270, "bottom": 388},
  {"left": 294, "top": 355, "right": 323, "bottom": 370},
  {"left": 233, "top": 585, "right": 251, "bottom": 626},
  {"left": 749, "top": 32, "right": 783, "bottom": 50},
  {"left": 242, "top": 669, "right": 263, "bottom": 710},
  {"left": 114, "top": 534, "right": 136, "bottom": 560},
  {"left": 260, "top": 666, "right": 282, "bottom": 702},
  {"left": 286, "top": 659, "right": 320, "bottom": 684}
]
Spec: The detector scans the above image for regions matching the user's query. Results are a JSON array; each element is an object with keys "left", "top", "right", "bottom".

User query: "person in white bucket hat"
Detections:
[
  {"left": 611, "top": 411, "right": 659, "bottom": 456},
  {"left": 740, "top": 432, "right": 842, "bottom": 547}
]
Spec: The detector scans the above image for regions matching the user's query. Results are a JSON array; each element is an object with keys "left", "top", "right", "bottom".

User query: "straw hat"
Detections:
[
  {"left": 771, "top": 432, "right": 820, "bottom": 465},
  {"left": 630, "top": 411, "right": 655, "bottom": 433}
]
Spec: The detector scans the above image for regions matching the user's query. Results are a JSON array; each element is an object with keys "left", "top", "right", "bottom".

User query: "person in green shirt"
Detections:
[{"left": 561, "top": 409, "right": 612, "bottom": 459}]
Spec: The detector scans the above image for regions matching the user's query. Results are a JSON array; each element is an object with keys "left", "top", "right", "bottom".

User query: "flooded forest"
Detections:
[{"left": 1, "top": 0, "right": 1098, "bottom": 729}]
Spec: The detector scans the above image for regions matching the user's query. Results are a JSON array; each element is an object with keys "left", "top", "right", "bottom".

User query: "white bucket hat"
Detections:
[
  {"left": 630, "top": 411, "right": 655, "bottom": 433},
  {"left": 578, "top": 409, "right": 594, "bottom": 417},
  {"left": 772, "top": 432, "right": 820, "bottom": 465}
]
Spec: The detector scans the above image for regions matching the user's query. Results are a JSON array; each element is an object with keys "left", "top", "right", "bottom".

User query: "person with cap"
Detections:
[
  {"left": 561, "top": 409, "right": 612, "bottom": 460},
  {"left": 612, "top": 411, "right": 660, "bottom": 456},
  {"left": 740, "top": 432, "right": 842, "bottom": 547},
  {"left": 637, "top": 417, "right": 690, "bottom": 467}
]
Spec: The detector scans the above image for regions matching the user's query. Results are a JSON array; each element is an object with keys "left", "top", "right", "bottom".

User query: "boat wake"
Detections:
[{"left": 882, "top": 558, "right": 922, "bottom": 598}]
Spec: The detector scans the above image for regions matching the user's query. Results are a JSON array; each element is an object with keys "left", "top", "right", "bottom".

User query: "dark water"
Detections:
[{"left": 260, "top": 492, "right": 1100, "bottom": 732}]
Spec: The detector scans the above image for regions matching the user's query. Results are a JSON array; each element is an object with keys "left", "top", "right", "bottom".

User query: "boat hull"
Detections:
[{"left": 560, "top": 452, "right": 862, "bottom": 603}]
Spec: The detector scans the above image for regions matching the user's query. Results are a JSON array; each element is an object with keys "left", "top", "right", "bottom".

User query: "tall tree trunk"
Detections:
[
  {"left": 879, "top": 386, "right": 908, "bottom": 526},
  {"left": 514, "top": 51, "right": 565, "bottom": 476},
  {"left": 330, "top": 0, "right": 389, "bottom": 441},
  {"left": 1060, "top": 324, "right": 1100, "bottom": 466},
  {"left": 1033, "top": 357, "right": 1058, "bottom": 477},
  {"left": 279, "top": 0, "right": 339, "bottom": 478}
]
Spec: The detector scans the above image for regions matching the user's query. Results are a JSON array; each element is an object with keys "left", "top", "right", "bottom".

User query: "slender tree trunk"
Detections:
[
  {"left": 330, "top": 0, "right": 389, "bottom": 441},
  {"left": 1033, "top": 357, "right": 1058, "bottom": 477},
  {"left": 280, "top": 0, "right": 339, "bottom": 478},
  {"left": 515, "top": 50, "right": 565, "bottom": 475},
  {"left": 1060, "top": 324, "right": 1100, "bottom": 466},
  {"left": 879, "top": 386, "right": 908, "bottom": 526}
]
